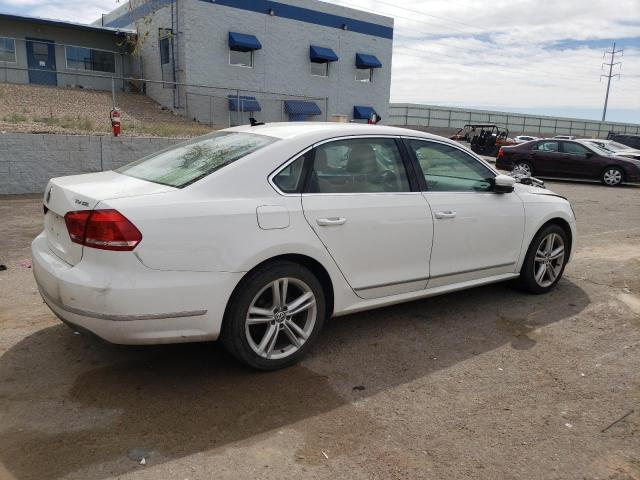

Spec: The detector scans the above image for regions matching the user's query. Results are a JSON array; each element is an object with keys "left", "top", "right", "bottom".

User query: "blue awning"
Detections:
[
  {"left": 228, "top": 95, "right": 261, "bottom": 112},
  {"left": 356, "top": 53, "right": 382, "bottom": 69},
  {"left": 353, "top": 106, "right": 377, "bottom": 120},
  {"left": 310, "top": 45, "right": 339, "bottom": 63},
  {"left": 284, "top": 100, "right": 322, "bottom": 116},
  {"left": 228, "top": 32, "right": 262, "bottom": 52}
]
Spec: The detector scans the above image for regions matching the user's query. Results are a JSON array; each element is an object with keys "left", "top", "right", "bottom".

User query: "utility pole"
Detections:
[{"left": 601, "top": 42, "right": 623, "bottom": 122}]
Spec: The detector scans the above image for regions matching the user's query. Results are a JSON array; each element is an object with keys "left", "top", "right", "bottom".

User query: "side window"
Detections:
[
  {"left": 408, "top": 140, "right": 494, "bottom": 192},
  {"left": 535, "top": 141, "right": 559, "bottom": 152},
  {"left": 562, "top": 142, "right": 589, "bottom": 155},
  {"left": 273, "top": 152, "right": 309, "bottom": 194},
  {"left": 307, "top": 138, "right": 410, "bottom": 193}
]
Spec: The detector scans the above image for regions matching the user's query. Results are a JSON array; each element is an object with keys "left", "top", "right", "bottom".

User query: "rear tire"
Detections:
[
  {"left": 601, "top": 166, "right": 623, "bottom": 186},
  {"left": 518, "top": 224, "right": 568, "bottom": 294},
  {"left": 513, "top": 161, "right": 533, "bottom": 176},
  {"left": 221, "top": 261, "right": 325, "bottom": 370}
]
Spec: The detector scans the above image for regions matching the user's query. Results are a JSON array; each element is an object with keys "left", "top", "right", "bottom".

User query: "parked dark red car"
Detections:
[{"left": 496, "top": 139, "right": 640, "bottom": 186}]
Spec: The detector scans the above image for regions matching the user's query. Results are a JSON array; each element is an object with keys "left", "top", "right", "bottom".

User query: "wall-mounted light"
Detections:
[
  {"left": 268, "top": 8, "right": 275, "bottom": 16},
  {"left": 342, "top": 23, "right": 348, "bottom": 30}
]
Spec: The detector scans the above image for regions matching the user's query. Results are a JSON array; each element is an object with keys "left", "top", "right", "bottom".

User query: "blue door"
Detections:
[{"left": 26, "top": 39, "right": 57, "bottom": 86}]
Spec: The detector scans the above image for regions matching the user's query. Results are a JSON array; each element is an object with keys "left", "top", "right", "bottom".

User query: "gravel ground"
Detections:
[
  {"left": 0, "top": 83, "right": 214, "bottom": 137},
  {"left": 0, "top": 180, "right": 639, "bottom": 480}
]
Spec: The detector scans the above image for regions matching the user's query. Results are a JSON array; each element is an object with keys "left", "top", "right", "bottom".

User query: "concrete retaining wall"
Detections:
[{"left": 0, "top": 133, "right": 184, "bottom": 194}]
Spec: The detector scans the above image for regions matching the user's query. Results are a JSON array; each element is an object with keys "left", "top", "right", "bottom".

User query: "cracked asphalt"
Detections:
[{"left": 0, "top": 179, "right": 639, "bottom": 480}]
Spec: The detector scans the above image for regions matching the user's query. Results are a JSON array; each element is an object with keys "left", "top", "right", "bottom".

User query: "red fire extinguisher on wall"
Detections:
[
  {"left": 368, "top": 112, "right": 382, "bottom": 125},
  {"left": 110, "top": 108, "right": 121, "bottom": 137}
]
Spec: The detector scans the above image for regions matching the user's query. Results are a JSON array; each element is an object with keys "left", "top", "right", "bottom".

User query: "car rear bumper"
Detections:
[{"left": 32, "top": 232, "right": 243, "bottom": 345}]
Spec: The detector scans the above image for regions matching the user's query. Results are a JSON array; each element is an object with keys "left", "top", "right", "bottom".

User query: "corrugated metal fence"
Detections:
[{"left": 389, "top": 103, "right": 640, "bottom": 138}]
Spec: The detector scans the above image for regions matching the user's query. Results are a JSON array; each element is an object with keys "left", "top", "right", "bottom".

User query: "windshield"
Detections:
[
  {"left": 581, "top": 142, "right": 611, "bottom": 156},
  {"left": 117, "top": 132, "right": 278, "bottom": 188},
  {"left": 607, "top": 141, "right": 631, "bottom": 151}
]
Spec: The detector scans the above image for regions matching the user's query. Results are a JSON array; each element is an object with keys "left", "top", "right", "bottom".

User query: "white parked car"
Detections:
[
  {"left": 579, "top": 139, "right": 640, "bottom": 160},
  {"left": 33, "top": 123, "right": 576, "bottom": 370},
  {"left": 514, "top": 135, "right": 539, "bottom": 144}
]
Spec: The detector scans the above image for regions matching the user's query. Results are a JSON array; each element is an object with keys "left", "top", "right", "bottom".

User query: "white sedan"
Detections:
[
  {"left": 514, "top": 135, "right": 539, "bottom": 144},
  {"left": 33, "top": 123, "right": 576, "bottom": 370}
]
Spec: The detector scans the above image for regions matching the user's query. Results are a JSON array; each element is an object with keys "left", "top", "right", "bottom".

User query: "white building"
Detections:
[{"left": 98, "top": 0, "right": 394, "bottom": 125}]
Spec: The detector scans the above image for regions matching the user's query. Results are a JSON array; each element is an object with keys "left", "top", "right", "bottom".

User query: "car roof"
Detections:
[{"left": 225, "top": 122, "right": 442, "bottom": 141}]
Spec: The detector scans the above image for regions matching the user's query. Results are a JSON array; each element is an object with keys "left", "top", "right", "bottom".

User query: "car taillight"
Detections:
[
  {"left": 64, "top": 209, "right": 142, "bottom": 251},
  {"left": 497, "top": 147, "right": 504, "bottom": 158},
  {"left": 65, "top": 210, "right": 91, "bottom": 244}
]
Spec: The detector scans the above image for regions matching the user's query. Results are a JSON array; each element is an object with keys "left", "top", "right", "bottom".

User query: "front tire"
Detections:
[
  {"left": 601, "top": 166, "right": 623, "bottom": 186},
  {"left": 518, "top": 224, "right": 568, "bottom": 294},
  {"left": 221, "top": 261, "right": 325, "bottom": 370}
]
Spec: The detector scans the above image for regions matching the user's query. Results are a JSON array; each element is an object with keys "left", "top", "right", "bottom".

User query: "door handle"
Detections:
[
  {"left": 435, "top": 211, "right": 457, "bottom": 219},
  {"left": 316, "top": 217, "right": 347, "bottom": 226}
]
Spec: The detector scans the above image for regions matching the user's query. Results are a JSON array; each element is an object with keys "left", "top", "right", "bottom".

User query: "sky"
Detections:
[{"left": 1, "top": 0, "right": 639, "bottom": 123}]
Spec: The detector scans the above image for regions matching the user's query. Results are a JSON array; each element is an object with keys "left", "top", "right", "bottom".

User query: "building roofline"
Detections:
[
  {"left": 102, "top": 0, "right": 393, "bottom": 39},
  {"left": 0, "top": 11, "right": 136, "bottom": 35}
]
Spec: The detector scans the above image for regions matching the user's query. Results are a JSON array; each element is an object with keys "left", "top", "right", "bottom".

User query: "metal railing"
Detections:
[
  {"left": 184, "top": 90, "right": 328, "bottom": 127},
  {"left": 0, "top": 65, "right": 330, "bottom": 129}
]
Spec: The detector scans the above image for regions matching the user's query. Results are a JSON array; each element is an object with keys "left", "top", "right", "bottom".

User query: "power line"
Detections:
[
  {"left": 333, "top": 0, "right": 480, "bottom": 36},
  {"left": 330, "top": 1, "right": 611, "bottom": 85},
  {"left": 357, "top": 0, "right": 480, "bottom": 30},
  {"left": 600, "top": 41, "right": 623, "bottom": 121}
]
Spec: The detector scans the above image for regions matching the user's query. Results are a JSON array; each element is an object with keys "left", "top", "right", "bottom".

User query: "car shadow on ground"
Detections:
[
  {"left": 541, "top": 178, "right": 640, "bottom": 189},
  {"left": 0, "top": 279, "right": 590, "bottom": 480}
]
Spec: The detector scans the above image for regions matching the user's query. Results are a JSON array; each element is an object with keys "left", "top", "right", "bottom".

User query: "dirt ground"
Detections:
[
  {"left": 0, "top": 180, "right": 639, "bottom": 480},
  {"left": 0, "top": 83, "right": 213, "bottom": 137}
]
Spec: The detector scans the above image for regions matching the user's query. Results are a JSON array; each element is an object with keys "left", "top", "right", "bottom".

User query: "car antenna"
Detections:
[{"left": 249, "top": 117, "right": 265, "bottom": 126}]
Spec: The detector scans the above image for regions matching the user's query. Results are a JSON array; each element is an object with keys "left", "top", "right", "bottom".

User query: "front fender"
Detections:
[{"left": 516, "top": 191, "right": 577, "bottom": 271}]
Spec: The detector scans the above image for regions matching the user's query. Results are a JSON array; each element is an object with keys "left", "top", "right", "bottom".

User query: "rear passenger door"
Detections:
[
  {"left": 300, "top": 137, "right": 434, "bottom": 299},
  {"left": 531, "top": 140, "right": 562, "bottom": 176}
]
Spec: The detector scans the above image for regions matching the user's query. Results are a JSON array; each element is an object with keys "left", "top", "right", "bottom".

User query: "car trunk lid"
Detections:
[{"left": 43, "top": 171, "right": 175, "bottom": 265}]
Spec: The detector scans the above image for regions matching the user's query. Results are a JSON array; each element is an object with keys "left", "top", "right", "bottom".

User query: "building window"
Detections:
[
  {"left": 356, "top": 68, "right": 373, "bottom": 82},
  {"left": 159, "top": 29, "right": 172, "bottom": 65},
  {"left": 158, "top": 29, "right": 175, "bottom": 88},
  {"left": 0, "top": 37, "right": 16, "bottom": 63},
  {"left": 310, "top": 61, "right": 328, "bottom": 77},
  {"left": 65, "top": 46, "right": 115, "bottom": 73},
  {"left": 229, "top": 49, "right": 253, "bottom": 67}
]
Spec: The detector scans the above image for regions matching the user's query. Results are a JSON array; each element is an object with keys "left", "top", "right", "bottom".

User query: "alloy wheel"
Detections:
[
  {"left": 514, "top": 162, "right": 532, "bottom": 176},
  {"left": 603, "top": 168, "right": 622, "bottom": 186},
  {"left": 533, "top": 233, "right": 565, "bottom": 288},
  {"left": 245, "top": 277, "right": 317, "bottom": 360}
]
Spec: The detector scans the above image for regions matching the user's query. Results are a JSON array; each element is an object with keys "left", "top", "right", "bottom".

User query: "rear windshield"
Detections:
[{"left": 117, "top": 132, "right": 278, "bottom": 188}]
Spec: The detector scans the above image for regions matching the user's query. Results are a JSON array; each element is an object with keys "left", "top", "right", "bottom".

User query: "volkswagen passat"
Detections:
[{"left": 33, "top": 123, "right": 576, "bottom": 370}]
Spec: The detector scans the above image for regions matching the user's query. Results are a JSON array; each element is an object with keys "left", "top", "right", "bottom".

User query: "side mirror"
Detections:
[{"left": 493, "top": 174, "right": 516, "bottom": 193}]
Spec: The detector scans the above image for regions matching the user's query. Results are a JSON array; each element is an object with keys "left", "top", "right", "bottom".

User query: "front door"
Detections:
[
  {"left": 558, "top": 141, "right": 599, "bottom": 178},
  {"left": 404, "top": 138, "right": 524, "bottom": 287},
  {"left": 301, "top": 137, "right": 433, "bottom": 299},
  {"left": 26, "top": 39, "right": 57, "bottom": 86}
]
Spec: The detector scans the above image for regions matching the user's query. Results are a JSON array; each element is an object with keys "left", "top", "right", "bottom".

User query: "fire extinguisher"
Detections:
[
  {"left": 368, "top": 112, "right": 382, "bottom": 125},
  {"left": 110, "top": 108, "right": 121, "bottom": 137}
]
